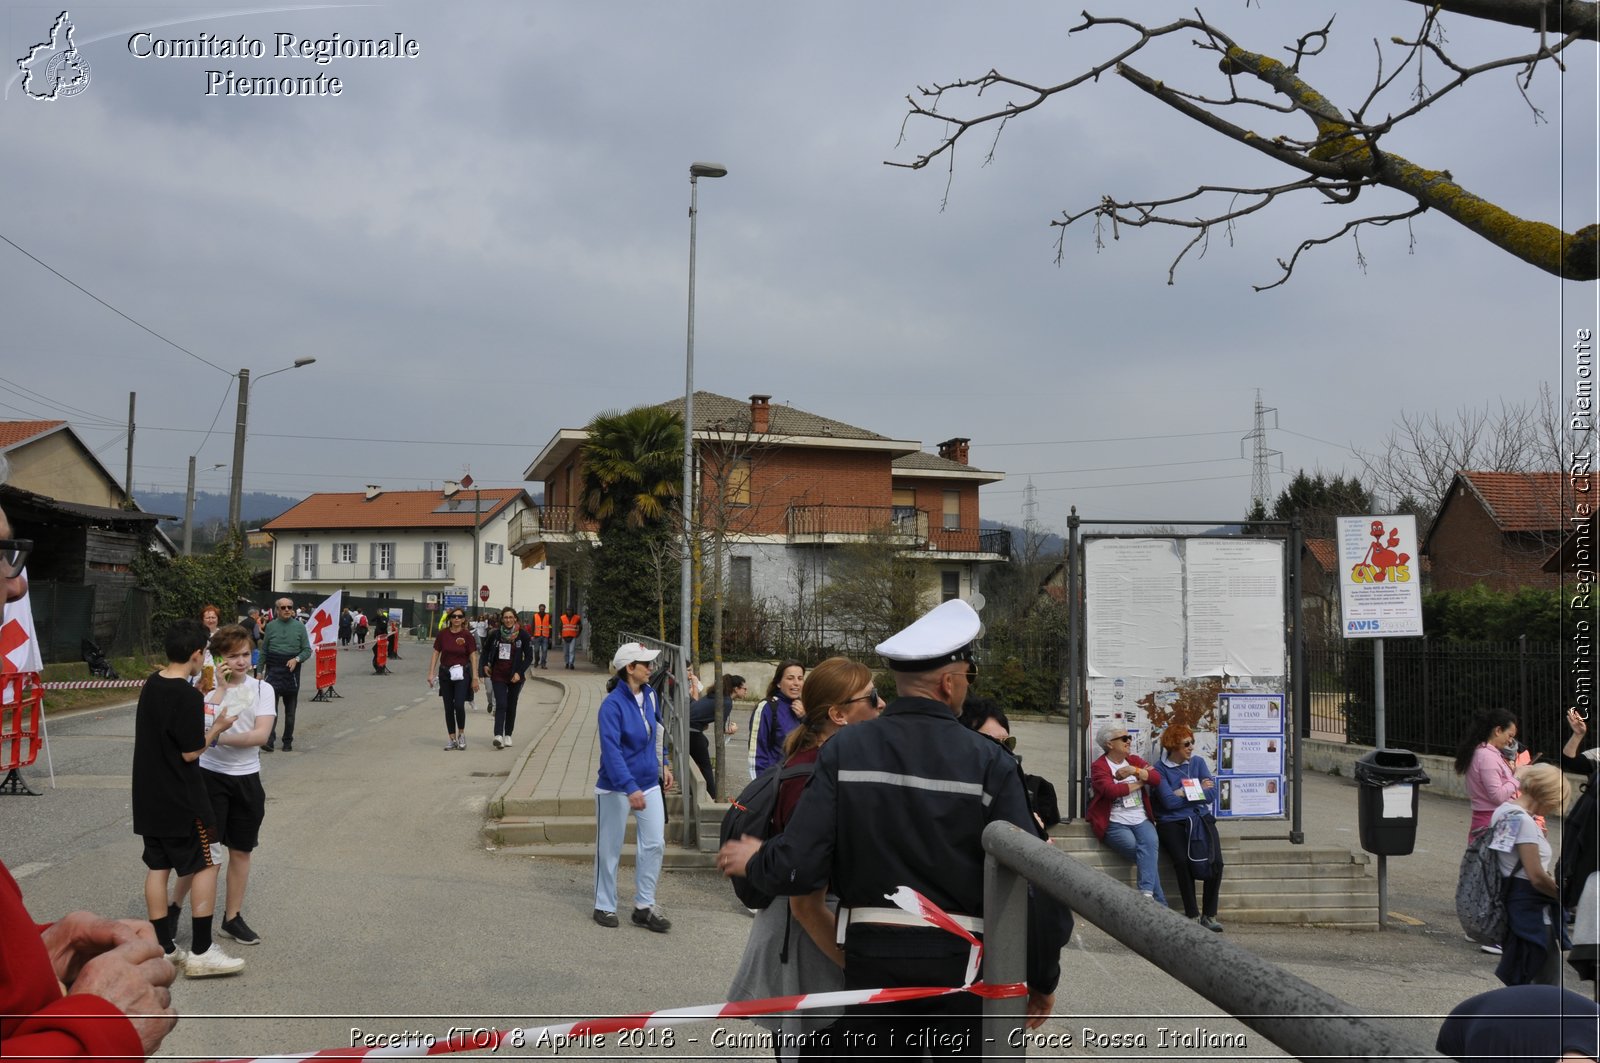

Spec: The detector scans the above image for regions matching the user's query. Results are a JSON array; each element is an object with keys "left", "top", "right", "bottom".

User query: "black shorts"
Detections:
[
  {"left": 141, "top": 819, "right": 219, "bottom": 876},
  {"left": 202, "top": 769, "right": 266, "bottom": 851}
]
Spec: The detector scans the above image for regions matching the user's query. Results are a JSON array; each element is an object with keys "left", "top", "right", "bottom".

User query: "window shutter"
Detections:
[{"left": 369, "top": 542, "right": 377, "bottom": 578}]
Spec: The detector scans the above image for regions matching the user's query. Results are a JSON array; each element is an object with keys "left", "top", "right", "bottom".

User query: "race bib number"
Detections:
[
  {"left": 1182, "top": 778, "right": 1205, "bottom": 802},
  {"left": 448, "top": 664, "right": 465, "bottom": 681},
  {"left": 498, "top": 643, "right": 512, "bottom": 661}
]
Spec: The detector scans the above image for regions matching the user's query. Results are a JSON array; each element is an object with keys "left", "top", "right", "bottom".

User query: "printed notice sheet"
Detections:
[
  {"left": 1085, "top": 539, "right": 1184, "bottom": 677},
  {"left": 1184, "top": 537, "right": 1285, "bottom": 676}
]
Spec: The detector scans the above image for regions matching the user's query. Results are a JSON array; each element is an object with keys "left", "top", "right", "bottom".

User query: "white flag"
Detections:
[
  {"left": 2, "top": 578, "right": 44, "bottom": 677},
  {"left": 303, "top": 590, "right": 343, "bottom": 647}
]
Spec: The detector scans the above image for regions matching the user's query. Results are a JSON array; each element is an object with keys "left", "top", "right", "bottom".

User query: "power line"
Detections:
[
  {"left": 974, "top": 429, "right": 1246, "bottom": 448},
  {"left": 986, "top": 472, "right": 1250, "bottom": 496},
  {"left": 0, "top": 231, "right": 231, "bottom": 376},
  {"left": 0, "top": 375, "right": 120, "bottom": 425}
]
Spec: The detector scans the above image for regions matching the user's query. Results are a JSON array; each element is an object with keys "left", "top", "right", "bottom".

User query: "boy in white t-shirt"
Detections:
[{"left": 173, "top": 624, "right": 276, "bottom": 948}]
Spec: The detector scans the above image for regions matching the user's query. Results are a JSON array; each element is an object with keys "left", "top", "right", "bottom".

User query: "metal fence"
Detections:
[{"left": 1305, "top": 637, "right": 1569, "bottom": 758}]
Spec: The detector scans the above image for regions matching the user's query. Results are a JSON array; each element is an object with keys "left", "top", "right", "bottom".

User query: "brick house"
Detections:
[
  {"left": 263, "top": 486, "right": 547, "bottom": 614},
  {"left": 512, "top": 392, "right": 1009, "bottom": 639},
  {"left": 1423, "top": 471, "right": 1572, "bottom": 593}
]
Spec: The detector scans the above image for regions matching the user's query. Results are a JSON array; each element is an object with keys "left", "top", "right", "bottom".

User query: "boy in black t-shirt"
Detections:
[{"left": 132, "top": 619, "right": 245, "bottom": 978}]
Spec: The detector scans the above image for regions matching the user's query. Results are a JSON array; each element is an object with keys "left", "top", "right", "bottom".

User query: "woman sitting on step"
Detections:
[
  {"left": 1085, "top": 722, "right": 1167, "bottom": 908},
  {"left": 1150, "top": 725, "right": 1225, "bottom": 932}
]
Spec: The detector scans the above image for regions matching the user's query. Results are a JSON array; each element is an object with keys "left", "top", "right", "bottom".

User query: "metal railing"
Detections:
[
  {"left": 979, "top": 822, "right": 1434, "bottom": 1061},
  {"left": 508, "top": 505, "right": 596, "bottom": 545},
  {"left": 783, "top": 504, "right": 1011, "bottom": 558},
  {"left": 1304, "top": 637, "right": 1567, "bottom": 756}
]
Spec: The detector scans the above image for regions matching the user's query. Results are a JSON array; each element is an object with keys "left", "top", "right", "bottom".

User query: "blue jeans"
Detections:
[
  {"left": 564, "top": 639, "right": 577, "bottom": 667},
  {"left": 532, "top": 637, "right": 549, "bottom": 668},
  {"left": 1104, "top": 819, "right": 1166, "bottom": 903},
  {"left": 594, "top": 787, "right": 664, "bottom": 913}
]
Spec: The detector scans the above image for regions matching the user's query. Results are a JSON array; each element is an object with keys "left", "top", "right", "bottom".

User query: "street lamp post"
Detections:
[
  {"left": 679, "top": 161, "right": 726, "bottom": 844},
  {"left": 228, "top": 358, "right": 317, "bottom": 532}
]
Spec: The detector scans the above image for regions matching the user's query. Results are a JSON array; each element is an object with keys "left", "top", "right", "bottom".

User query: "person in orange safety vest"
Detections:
[
  {"left": 559, "top": 612, "right": 582, "bottom": 669},
  {"left": 530, "top": 606, "right": 552, "bottom": 669}
]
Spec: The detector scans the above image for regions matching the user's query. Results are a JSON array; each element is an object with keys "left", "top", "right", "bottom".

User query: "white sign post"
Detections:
[{"left": 1334, "top": 514, "right": 1425, "bottom": 930}]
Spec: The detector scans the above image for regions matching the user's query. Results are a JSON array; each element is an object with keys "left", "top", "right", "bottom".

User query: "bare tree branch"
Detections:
[{"left": 890, "top": 5, "right": 1599, "bottom": 286}]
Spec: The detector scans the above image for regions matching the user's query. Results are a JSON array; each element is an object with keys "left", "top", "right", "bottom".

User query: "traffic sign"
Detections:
[
  {"left": 442, "top": 586, "right": 468, "bottom": 608},
  {"left": 479, "top": 585, "right": 491, "bottom": 602}
]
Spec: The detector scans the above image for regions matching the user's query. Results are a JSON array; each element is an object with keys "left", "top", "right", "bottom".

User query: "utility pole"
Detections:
[
  {"left": 183, "top": 456, "right": 196, "bottom": 556},
  {"left": 228, "top": 369, "right": 249, "bottom": 531},
  {"left": 124, "top": 392, "right": 135, "bottom": 506}
]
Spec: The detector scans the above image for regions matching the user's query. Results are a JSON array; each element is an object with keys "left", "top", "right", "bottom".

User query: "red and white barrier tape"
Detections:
[
  {"left": 39, "top": 679, "right": 147, "bottom": 690},
  {"left": 221, "top": 887, "right": 1025, "bottom": 1063}
]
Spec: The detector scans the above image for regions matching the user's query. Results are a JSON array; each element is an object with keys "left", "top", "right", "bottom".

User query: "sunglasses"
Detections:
[
  {"left": 0, "top": 539, "right": 32, "bottom": 578},
  {"left": 450, "top": 613, "right": 465, "bottom": 620},
  {"left": 1182, "top": 740, "right": 1195, "bottom": 748},
  {"left": 841, "top": 688, "right": 879, "bottom": 707},
  {"left": 277, "top": 605, "right": 295, "bottom": 611},
  {"left": 1109, "top": 734, "right": 1131, "bottom": 743}
]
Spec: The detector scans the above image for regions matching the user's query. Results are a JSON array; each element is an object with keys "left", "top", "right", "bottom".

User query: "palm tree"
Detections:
[
  {"left": 580, "top": 406, "right": 684, "bottom": 532},
  {"left": 580, "top": 406, "right": 684, "bottom": 648}
]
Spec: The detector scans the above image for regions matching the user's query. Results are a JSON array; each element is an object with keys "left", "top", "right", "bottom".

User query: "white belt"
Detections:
[{"left": 836, "top": 906, "right": 983, "bottom": 945}]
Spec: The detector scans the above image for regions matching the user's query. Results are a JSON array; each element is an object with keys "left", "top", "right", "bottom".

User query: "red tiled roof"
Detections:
[
  {"left": 263, "top": 488, "right": 525, "bottom": 531},
  {"left": 1459, "top": 471, "right": 1571, "bottom": 532},
  {"left": 0, "top": 420, "right": 66, "bottom": 448},
  {"left": 1304, "top": 538, "right": 1337, "bottom": 573}
]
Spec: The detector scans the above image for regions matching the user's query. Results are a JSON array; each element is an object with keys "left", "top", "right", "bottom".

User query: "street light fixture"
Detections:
[
  {"left": 228, "top": 357, "right": 317, "bottom": 532},
  {"left": 679, "top": 161, "right": 726, "bottom": 843}
]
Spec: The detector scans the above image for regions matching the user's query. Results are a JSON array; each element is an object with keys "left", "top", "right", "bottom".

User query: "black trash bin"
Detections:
[{"left": 1354, "top": 748, "right": 1430, "bottom": 856}]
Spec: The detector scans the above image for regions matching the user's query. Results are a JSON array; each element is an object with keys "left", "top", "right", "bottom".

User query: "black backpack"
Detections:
[{"left": 719, "top": 759, "right": 816, "bottom": 910}]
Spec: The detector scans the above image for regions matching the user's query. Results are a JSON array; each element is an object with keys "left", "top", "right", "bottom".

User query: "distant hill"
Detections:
[
  {"left": 980, "top": 518, "right": 1064, "bottom": 557},
  {"left": 140, "top": 490, "right": 302, "bottom": 528}
]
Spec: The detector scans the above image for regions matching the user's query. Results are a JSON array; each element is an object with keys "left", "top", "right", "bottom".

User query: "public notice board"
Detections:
[{"left": 1334, "top": 514, "right": 1424, "bottom": 638}]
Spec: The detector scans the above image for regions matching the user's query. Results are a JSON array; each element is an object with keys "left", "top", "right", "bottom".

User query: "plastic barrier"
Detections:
[
  {"left": 373, "top": 634, "right": 389, "bottom": 675},
  {"left": 1, "top": 672, "right": 44, "bottom": 795},
  {"left": 311, "top": 645, "right": 341, "bottom": 701}
]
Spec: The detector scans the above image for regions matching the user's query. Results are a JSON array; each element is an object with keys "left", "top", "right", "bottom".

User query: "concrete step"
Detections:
[
  {"left": 501, "top": 791, "right": 700, "bottom": 818},
  {"left": 490, "top": 841, "right": 717, "bottom": 870},
  {"left": 484, "top": 815, "right": 688, "bottom": 847}
]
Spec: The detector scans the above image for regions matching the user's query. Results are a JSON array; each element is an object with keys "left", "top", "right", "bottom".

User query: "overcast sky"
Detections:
[{"left": 2, "top": 1, "right": 1595, "bottom": 534}]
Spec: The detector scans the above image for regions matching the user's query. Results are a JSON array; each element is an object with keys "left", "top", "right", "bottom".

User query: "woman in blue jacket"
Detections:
[
  {"left": 1150, "top": 724, "right": 1225, "bottom": 932},
  {"left": 751, "top": 660, "right": 805, "bottom": 775},
  {"left": 592, "top": 643, "right": 674, "bottom": 933}
]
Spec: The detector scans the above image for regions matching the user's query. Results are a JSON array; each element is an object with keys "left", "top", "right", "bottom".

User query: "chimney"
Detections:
[
  {"left": 750, "top": 394, "right": 772, "bottom": 434},
  {"left": 364, "top": 484, "right": 383, "bottom": 501},
  {"left": 937, "top": 437, "right": 970, "bottom": 465}
]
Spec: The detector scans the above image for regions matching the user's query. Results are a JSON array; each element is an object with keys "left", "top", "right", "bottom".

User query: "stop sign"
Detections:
[{"left": 479, "top": 585, "right": 491, "bottom": 603}]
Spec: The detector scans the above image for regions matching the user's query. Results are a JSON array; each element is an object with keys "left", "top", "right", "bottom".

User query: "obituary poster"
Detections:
[
  {"left": 1214, "top": 775, "right": 1284, "bottom": 819},
  {"left": 1217, "top": 735, "right": 1285, "bottom": 776},
  {"left": 1217, "top": 693, "right": 1285, "bottom": 735},
  {"left": 1084, "top": 539, "right": 1185, "bottom": 677},
  {"left": 1184, "top": 537, "right": 1285, "bottom": 676}
]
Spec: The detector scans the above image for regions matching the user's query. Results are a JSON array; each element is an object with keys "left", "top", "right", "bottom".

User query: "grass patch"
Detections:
[{"left": 39, "top": 654, "right": 163, "bottom": 715}]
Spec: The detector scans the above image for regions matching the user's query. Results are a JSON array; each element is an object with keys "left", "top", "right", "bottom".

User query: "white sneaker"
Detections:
[
  {"left": 185, "top": 944, "right": 245, "bottom": 978},
  {"left": 501, "top": 736, "right": 514, "bottom": 748},
  {"left": 164, "top": 946, "right": 189, "bottom": 968},
  {"left": 1480, "top": 943, "right": 1503, "bottom": 955},
  {"left": 493, "top": 735, "right": 504, "bottom": 749}
]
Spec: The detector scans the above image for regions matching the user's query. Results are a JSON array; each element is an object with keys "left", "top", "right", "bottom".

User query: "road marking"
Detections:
[
  {"left": 10, "top": 861, "right": 50, "bottom": 879},
  {"left": 368, "top": 715, "right": 387, "bottom": 723},
  {"left": 391, "top": 705, "right": 409, "bottom": 713},
  {"left": 333, "top": 728, "right": 355, "bottom": 739}
]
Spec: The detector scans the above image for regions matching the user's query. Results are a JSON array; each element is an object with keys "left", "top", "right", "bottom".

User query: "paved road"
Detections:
[{"left": 2, "top": 651, "right": 1587, "bottom": 1060}]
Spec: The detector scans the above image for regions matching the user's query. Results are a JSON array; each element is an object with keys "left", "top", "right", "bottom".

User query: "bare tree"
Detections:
[
  {"left": 690, "top": 423, "right": 788, "bottom": 795},
  {"left": 891, "top": 3, "right": 1596, "bottom": 287},
  {"left": 1359, "top": 384, "right": 1568, "bottom": 527}
]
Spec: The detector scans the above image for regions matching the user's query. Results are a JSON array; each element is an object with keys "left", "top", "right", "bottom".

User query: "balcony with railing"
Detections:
[
  {"left": 783, "top": 505, "right": 1010, "bottom": 560},
  {"left": 507, "top": 504, "right": 599, "bottom": 564},
  {"left": 282, "top": 562, "right": 454, "bottom": 583}
]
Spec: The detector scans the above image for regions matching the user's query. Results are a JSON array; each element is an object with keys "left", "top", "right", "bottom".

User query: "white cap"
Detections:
[
  {"left": 875, "top": 599, "right": 983, "bottom": 672},
  {"left": 609, "top": 641, "right": 661, "bottom": 672}
]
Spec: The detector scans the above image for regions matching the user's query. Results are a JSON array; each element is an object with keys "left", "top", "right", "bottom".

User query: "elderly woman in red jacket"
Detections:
[{"left": 1086, "top": 721, "right": 1166, "bottom": 904}]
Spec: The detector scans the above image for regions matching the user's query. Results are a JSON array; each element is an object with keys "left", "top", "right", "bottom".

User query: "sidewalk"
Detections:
[{"left": 491, "top": 667, "right": 1531, "bottom": 931}]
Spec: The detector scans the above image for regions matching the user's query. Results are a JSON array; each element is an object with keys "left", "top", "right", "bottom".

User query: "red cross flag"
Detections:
[
  {"left": 1, "top": 586, "right": 43, "bottom": 678},
  {"left": 304, "top": 590, "right": 343, "bottom": 647}
]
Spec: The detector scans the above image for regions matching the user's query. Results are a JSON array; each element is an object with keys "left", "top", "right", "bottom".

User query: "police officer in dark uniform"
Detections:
[{"left": 719, "top": 599, "right": 1068, "bottom": 1059}]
